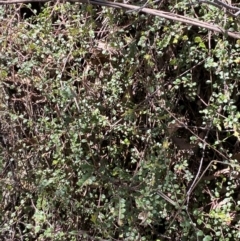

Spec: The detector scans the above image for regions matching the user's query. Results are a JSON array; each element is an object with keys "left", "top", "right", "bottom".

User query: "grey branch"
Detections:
[
  {"left": 198, "top": 0, "right": 240, "bottom": 17},
  {"left": 0, "top": 0, "right": 240, "bottom": 39}
]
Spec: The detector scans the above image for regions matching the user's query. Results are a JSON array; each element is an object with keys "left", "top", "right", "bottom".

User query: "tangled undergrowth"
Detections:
[{"left": 0, "top": 1, "right": 240, "bottom": 240}]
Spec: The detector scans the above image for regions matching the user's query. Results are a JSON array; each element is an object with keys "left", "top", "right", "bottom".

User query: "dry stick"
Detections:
[{"left": 1, "top": 0, "right": 240, "bottom": 39}]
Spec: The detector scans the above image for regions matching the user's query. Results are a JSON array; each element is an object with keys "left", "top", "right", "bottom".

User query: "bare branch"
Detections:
[
  {"left": 0, "top": 0, "right": 240, "bottom": 39},
  {"left": 198, "top": 0, "right": 240, "bottom": 17}
]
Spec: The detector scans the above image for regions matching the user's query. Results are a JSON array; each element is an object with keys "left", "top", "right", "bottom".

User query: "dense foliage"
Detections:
[{"left": 0, "top": 1, "right": 240, "bottom": 240}]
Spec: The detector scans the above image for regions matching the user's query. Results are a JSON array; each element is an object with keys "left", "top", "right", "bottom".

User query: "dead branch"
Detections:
[{"left": 0, "top": 0, "right": 240, "bottom": 39}]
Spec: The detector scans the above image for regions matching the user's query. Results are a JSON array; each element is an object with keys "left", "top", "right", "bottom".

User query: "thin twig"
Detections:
[
  {"left": 184, "top": 124, "right": 211, "bottom": 240},
  {"left": 156, "top": 190, "right": 180, "bottom": 207},
  {"left": 126, "top": 0, "right": 162, "bottom": 13},
  {"left": 187, "top": 124, "right": 211, "bottom": 197}
]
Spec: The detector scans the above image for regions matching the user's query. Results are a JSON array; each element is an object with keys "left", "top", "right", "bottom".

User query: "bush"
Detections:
[{"left": 0, "top": 1, "right": 240, "bottom": 240}]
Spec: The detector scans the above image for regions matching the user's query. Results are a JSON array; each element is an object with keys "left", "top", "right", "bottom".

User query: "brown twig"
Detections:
[{"left": 0, "top": 0, "right": 240, "bottom": 39}]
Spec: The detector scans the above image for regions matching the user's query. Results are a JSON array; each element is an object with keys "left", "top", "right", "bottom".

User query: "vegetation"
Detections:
[{"left": 0, "top": 0, "right": 240, "bottom": 240}]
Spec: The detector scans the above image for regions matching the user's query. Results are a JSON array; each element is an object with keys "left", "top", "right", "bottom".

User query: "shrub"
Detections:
[{"left": 0, "top": 1, "right": 240, "bottom": 240}]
